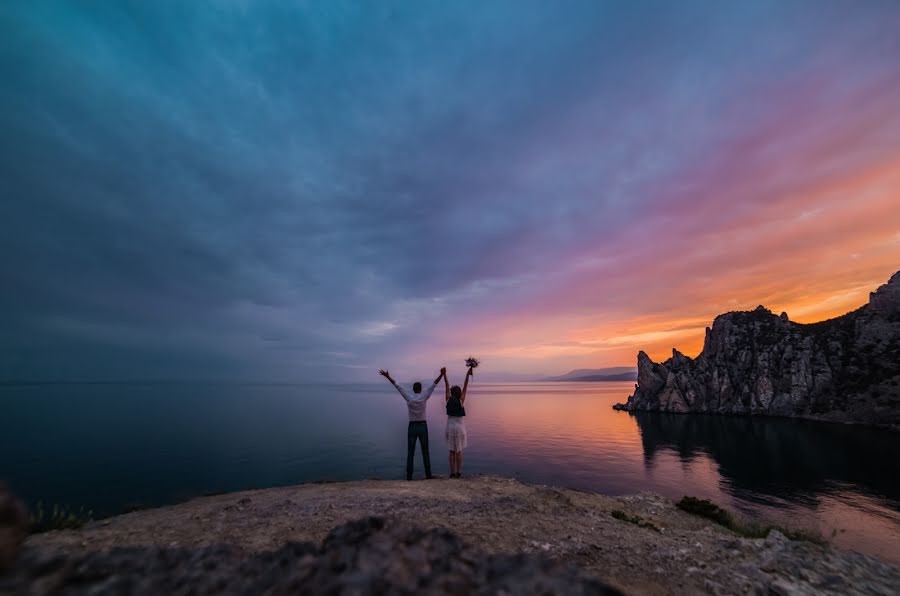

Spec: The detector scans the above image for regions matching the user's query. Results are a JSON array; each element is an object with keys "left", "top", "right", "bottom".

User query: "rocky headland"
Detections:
[
  {"left": 3, "top": 477, "right": 899, "bottom": 595},
  {"left": 614, "top": 271, "right": 900, "bottom": 429}
]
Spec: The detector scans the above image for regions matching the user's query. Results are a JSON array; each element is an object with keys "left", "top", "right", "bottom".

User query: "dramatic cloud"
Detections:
[{"left": 2, "top": 1, "right": 899, "bottom": 382}]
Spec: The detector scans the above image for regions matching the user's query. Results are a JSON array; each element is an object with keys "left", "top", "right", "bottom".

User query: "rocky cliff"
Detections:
[{"left": 614, "top": 271, "right": 900, "bottom": 428}]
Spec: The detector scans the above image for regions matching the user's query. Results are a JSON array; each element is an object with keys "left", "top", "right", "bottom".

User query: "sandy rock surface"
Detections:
[{"left": 22, "top": 476, "right": 900, "bottom": 595}]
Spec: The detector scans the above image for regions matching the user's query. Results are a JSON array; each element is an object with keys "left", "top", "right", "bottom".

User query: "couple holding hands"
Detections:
[{"left": 378, "top": 360, "right": 475, "bottom": 480}]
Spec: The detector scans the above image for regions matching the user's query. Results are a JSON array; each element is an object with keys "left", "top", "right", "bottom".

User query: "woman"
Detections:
[{"left": 444, "top": 365, "right": 472, "bottom": 478}]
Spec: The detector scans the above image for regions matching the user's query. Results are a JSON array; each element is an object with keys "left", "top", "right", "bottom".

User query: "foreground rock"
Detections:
[
  {"left": 1, "top": 516, "right": 620, "bottom": 595},
  {"left": 614, "top": 270, "right": 900, "bottom": 428},
  {"left": 17, "top": 477, "right": 900, "bottom": 595},
  {"left": 0, "top": 483, "right": 29, "bottom": 573}
]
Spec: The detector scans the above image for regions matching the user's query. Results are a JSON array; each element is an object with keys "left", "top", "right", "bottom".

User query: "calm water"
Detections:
[{"left": 2, "top": 381, "right": 899, "bottom": 562}]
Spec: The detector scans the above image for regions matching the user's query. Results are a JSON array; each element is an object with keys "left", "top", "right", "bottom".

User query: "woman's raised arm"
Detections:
[
  {"left": 461, "top": 366, "right": 473, "bottom": 403},
  {"left": 443, "top": 368, "right": 451, "bottom": 401}
]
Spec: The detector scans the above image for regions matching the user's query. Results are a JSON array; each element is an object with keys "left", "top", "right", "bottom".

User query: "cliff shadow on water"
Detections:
[{"left": 630, "top": 411, "right": 900, "bottom": 507}]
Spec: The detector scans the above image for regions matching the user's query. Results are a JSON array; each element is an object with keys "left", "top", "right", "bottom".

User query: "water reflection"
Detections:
[{"left": 631, "top": 412, "right": 900, "bottom": 507}]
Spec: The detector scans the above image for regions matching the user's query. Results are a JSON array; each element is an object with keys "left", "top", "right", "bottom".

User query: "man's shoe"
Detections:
[{"left": 426, "top": 474, "right": 434, "bottom": 479}]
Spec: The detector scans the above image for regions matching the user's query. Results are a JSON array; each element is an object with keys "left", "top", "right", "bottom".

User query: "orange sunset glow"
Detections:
[{"left": 396, "top": 137, "right": 899, "bottom": 376}]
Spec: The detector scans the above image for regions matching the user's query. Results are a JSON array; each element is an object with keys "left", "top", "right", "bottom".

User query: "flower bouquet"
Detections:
[{"left": 465, "top": 357, "right": 480, "bottom": 376}]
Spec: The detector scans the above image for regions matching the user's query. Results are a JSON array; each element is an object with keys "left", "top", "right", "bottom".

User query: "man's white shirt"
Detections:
[{"left": 393, "top": 381, "right": 438, "bottom": 421}]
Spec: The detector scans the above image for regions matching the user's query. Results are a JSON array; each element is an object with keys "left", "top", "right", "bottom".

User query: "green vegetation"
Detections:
[
  {"left": 676, "top": 496, "right": 824, "bottom": 544},
  {"left": 30, "top": 502, "right": 93, "bottom": 534},
  {"left": 676, "top": 496, "right": 732, "bottom": 525},
  {"left": 610, "top": 509, "right": 661, "bottom": 532}
]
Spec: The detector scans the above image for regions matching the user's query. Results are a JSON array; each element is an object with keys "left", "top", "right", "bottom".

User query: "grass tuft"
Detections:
[
  {"left": 611, "top": 509, "right": 661, "bottom": 532},
  {"left": 676, "top": 496, "right": 732, "bottom": 525},
  {"left": 29, "top": 501, "right": 93, "bottom": 534},
  {"left": 676, "top": 496, "right": 825, "bottom": 544}
]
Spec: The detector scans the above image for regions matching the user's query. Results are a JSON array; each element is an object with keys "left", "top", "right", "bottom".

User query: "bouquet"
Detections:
[{"left": 465, "top": 357, "right": 480, "bottom": 375}]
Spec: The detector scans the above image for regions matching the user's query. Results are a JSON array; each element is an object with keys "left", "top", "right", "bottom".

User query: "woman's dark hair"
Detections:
[{"left": 450, "top": 385, "right": 462, "bottom": 399}]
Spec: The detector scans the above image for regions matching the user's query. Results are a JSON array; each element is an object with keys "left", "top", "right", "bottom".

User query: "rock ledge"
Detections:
[{"left": 14, "top": 476, "right": 900, "bottom": 595}]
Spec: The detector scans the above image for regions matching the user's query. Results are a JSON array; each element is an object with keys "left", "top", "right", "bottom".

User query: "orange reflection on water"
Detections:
[{"left": 462, "top": 382, "right": 644, "bottom": 461}]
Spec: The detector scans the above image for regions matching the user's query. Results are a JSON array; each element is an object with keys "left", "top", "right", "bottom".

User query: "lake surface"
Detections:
[{"left": 2, "top": 381, "right": 899, "bottom": 563}]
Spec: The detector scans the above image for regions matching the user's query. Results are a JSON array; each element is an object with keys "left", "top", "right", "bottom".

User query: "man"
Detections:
[{"left": 379, "top": 367, "right": 445, "bottom": 480}]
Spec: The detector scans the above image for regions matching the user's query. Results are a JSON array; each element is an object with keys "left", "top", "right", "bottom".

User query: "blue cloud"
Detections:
[{"left": 1, "top": 1, "right": 897, "bottom": 380}]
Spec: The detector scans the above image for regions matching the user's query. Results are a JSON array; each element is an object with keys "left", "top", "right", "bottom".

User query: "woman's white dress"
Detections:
[{"left": 445, "top": 416, "right": 467, "bottom": 451}]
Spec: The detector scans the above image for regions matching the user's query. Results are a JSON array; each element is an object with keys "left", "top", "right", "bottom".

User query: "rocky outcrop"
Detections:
[
  {"left": 614, "top": 271, "right": 900, "bottom": 428},
  {"left": 16, "top": 477, "right": 900, "bottom": 594},
  {"left": 2, "top": 516, "right": 620, "bottom": 595}
]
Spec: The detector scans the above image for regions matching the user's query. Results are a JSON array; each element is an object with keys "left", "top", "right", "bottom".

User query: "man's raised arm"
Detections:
[{"left": 379, "top": 369, "right": 410, "bottom": 401}]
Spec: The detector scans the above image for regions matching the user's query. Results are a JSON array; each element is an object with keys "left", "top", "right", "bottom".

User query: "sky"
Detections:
[{"left": 2, "top": 1, "right": 899, "bottom": 383}]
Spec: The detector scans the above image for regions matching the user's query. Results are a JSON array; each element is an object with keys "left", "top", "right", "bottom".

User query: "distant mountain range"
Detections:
[{"left": 541, "top": 367, "right": 637, "bottom": 382}]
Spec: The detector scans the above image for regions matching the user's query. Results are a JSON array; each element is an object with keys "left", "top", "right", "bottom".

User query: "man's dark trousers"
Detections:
[{"left": 407, "top": 421, "right": 432, "bottom": 480}]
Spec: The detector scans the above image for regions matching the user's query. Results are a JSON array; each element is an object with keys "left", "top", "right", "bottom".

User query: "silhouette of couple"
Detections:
[{"left": 379, "top": 365, "right": 473, "bottom": 480}]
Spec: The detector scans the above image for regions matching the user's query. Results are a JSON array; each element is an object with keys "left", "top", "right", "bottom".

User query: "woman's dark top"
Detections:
[{"left": 446, "top": 395, "right": 466, "bottom": 417}]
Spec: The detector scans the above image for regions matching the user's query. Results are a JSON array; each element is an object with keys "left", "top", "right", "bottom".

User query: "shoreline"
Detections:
[
  {"left": 612, "top": 405, "right": 900, "bottom": 432},
  {"left": 21, "top": 475, "right": 900, "bottom": 595}
]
